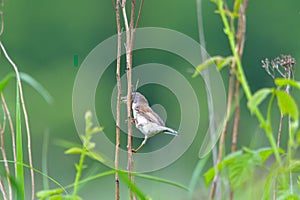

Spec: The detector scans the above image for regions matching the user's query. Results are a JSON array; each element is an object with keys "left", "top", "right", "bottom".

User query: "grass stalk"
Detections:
[{"left": 114, "top": 0, "right": 122, "bottom": 199}]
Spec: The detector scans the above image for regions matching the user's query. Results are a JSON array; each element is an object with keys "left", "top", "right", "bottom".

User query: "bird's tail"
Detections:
[{"left": 163, "top": 127, "right": 178, "bottom": 136}]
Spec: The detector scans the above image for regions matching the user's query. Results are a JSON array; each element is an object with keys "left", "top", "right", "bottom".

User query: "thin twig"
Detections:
[
  {"left": 0, "top": 102, "right": 12, "bottom": 200},
  {"left": 135, "top": 0, "right": 144, "bottom": 29},
  {"left": 128, "top": 1, "right": 136, "bottom": 199},
  {"left": 114, "top": 0, "right": 122, "bottom": 199},
  {"left": 231, "top": 81, "right": 240, "bottom": 154},
  {"left": 0, "top": 179, "right": 8, "bottom": 200},
  {"left": 1, "top": 94, "right": 17, "bottom": 176},
  {"left": 277, "top": 114, "right": 283, "bottom": 147},
  {"left": 121, "top": 0, "right": 136, "bottom": 199},
  {"left": 0, "top": 41, "right": 35, "bottom": 200},
  {"left": 0, "top": 0, "right": 3, "bottom": 37},
  {"left": 229, "top": 1, "right": 247, "bottom": 199}
]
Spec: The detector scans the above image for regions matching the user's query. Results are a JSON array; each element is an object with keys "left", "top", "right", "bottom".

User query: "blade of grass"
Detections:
[
  {"left": 0, "top": 73, "right": 14, "bottom": 93},
  {"left": 19, "top": 72, "right": 53, "bottom": 104},
  {"left": 119, "top": 172, "right": 149, "bottom": 200},
  {"left": 42, "top": 130, "right": 50, "bottom": 190},
  {"left": 15, "top": 80, "right": 24, "bottom": 200},
  {"left": 0, "top": 41, "right": 34, "bottom": 200},
  {"left": 188, "top": 155, "right": 209, "bottom": 199},
  {"left": 118, "top": 169, "right": 188, "bottom": 191},
  {"left": 130, "top": 172, "right": 188, "bottom": 191},
  {"left": 0, "top": 160, "right": 68, "bottom": 195}
]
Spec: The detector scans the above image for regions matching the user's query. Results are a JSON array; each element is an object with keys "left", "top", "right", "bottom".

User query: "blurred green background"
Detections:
[{"left": 1, "top": 0, "right": 300, "bottom": 199}]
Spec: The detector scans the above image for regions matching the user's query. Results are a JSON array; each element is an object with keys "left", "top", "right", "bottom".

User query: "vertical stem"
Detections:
[
  {"left": 286, "top": 69, "right": 293, "bottom": 194},
  {"left": 0, "top": 179, "right": 8, "bottom": 200},
  {"left": 114, "top": 0, "right": 121, "bottom": 199},
  {"left": 1, "top": 1, "right": 35, "bottom": 197},
  {"left": 121, "top": 0, "right": 135, "bottom": 199},
  {"left": 277, "top": 114, "right": 283, "bottom": 147},
  {"left": 1, "top": 95, "right": 17, "bottom": 177},
  {"left": 215, "top": 0, "right": 282, "bottom": 167},
  {"left": 15, "top": 80, "right": 24, "bottom": 200},
  {"left": 230, "top": 80, "right": 240, "bottom": 200},
  {"left": 231, "top": 82, "right": 240, "bottom": 154},
  {"left": 72, "top": 146, "right": 87, "bottom": 196},
  {"left": 0, "top": 16, "right": 35, "bottom": 200},
  {"left": 1, "top": 95, "right": 13, "bottom": 200}
]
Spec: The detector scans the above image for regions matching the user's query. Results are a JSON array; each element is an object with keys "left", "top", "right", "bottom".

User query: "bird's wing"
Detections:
[{"left": 135, "top": 106, "right": 165, "bottom": 126}]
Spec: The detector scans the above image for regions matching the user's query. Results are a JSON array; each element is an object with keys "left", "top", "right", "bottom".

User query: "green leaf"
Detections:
[
  {"left": 276, "top": 90, "right": 299, "bottom": 121},
  {"left": 116, "top": 169, "right": 188, "bottom": 191},
  {"left": 75, "top": 164, "right": 79, "bottom": 171},
  {"left": 277, "top": 192, "right": 300, "bottom": 200},
  {"left": 188, "top": 155, "right": 209, "bottom": 199},
  {"left": 258, "top": 148, "right": 277, "bottom": 163},
  {"left": 192, "top": 56, "right": 224, "bottom": 77},
  {"left": 118, "top": 172, "right": 151, "bottom": 200},
  {"left": 0, "top": 73, "right": 14, "bottom": 93},
  {"left": 275, "top": 78, "right": 300, "bottom": 90},
  {"left": 20, "top": 72, "right": 54, "bottom": 104},
  {"left": 36, "top": 188, "right": 63, "bottom": 199},
  {"left": 204, "top": 148, "right": 275, "bottom": 187},
  {"left": 204, "top": 151, "right": 243, "bottom": 185},
  {"left": 233, "top": 0, "right": 243, "bottom": 15},
  {"left": 86, "top": 151, "right": 105, "bottom": 163},
  {"left": 133, "top": 172, "right": 188, "bottom": 191},
  {"left": 60, "top": 195, "right": 82, "bottom": 200},
  {"left": 216, "top": 56, "right": 234, "bottom": 70},
  {"left": 90, "top": 126, "right": 104, "bottom": 134},
  {"left": 49, "top": 196, "right": 63, "bottom": 200},
  {"left": 64, "top": 147, "right": 83, "bottom": 155},
  {"left": 228, "top": 153, "right": 254, "bottom": 189},
  {"left": 289, "top": 160, "right": 300, "bottom": 172},
  {"left": 247, "top": 88, "right": 271, "bottom": 114},
  {"left": 86, "top": 142, "right": 95, "bottom": 150}
]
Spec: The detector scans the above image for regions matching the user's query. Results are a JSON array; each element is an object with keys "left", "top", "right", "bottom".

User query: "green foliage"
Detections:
[
  {"left": 275, "top": 78, "right": 300, "bottom": 90},
  {"left": 199, "top": 0, "right": 300, "bottom": 199},
  {"left": 19, "top": 72, "right": 54, "bottom": 104},
  {"left": 192, "top": 56, "right": 234, "bottom": 77},
  {"left": 275, "top": 90, "right": 299, "bottom": 121},
  {"left": 188, "top": 155, "right": 209, "bottom": 199},
  {"left": 36, "top": 189, "right": 64, "bottom": 200},
  {"left": 247, "top": 88, "right": 271, "bottom": 114},
  {"left": 125, "top": 170, "right": 189, "bottom": 191},
  {"left": 204, "top": 148, "right": 275, "bottom": 188},
  {"left": 15, "top": 71, "right": 25, "bottom": 200},
  {"left": 118, "top": 172, "right": 152, "bottom": 200},
  {"left": 37, "top": 111, "right": 103, "bottom": 200},
  {"left": 0, "top": 73, "right": 14, "bottom": 93}
]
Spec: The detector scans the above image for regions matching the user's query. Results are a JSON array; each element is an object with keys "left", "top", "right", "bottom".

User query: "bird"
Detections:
[{"left": 125, "top": 92, "right": 178, "bottom": 153}]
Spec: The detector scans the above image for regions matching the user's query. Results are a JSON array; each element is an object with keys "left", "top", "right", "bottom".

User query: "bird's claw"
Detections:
[{"left": 132, "top": 149, "right": 137, "bottom": 153}]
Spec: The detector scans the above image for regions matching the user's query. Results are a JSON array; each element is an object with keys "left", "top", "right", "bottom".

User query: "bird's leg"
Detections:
[
  {"left": 132, "top": 118, "right": 139, "bottom": 128},
  {"left": 132, "top": 136, "right": 147, "bottom": 153}
]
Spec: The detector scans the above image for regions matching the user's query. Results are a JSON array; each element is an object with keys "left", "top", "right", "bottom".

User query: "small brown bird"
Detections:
[{"left": 128, "top": 92, "right": 178, "bottom": 153}]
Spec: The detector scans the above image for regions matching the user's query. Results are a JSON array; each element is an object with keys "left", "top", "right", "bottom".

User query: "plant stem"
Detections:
[
  {"left": 0, "top": 179, "right": 8, "bottom": 200},
  {"left": 114, "top": 0, "right": 122, "bottom": 199},
  {"left": 215, "top": 0, "right": 282, "bottom": 168},
  {"left": 121, "top": 0, "right": 135, "bottom": 199},
  {"left": 1, "top": 95, "right": 13, "bottom": 200},
  {"left": 0, "top": 41, "right": 35, "bottom": 200},
  {"left": 72, "top": 146, "right": 87, "bottom": 196}
]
